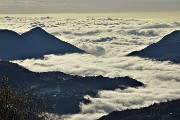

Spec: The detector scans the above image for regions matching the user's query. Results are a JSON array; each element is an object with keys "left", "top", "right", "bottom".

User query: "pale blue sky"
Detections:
[{"left": 0, "top": 0, "right": 179, "bottom": 13}]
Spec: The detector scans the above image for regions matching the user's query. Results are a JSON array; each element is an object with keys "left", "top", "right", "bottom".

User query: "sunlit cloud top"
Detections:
[{"left": 0, "top": 0, "right": 180, "bottom": 13}]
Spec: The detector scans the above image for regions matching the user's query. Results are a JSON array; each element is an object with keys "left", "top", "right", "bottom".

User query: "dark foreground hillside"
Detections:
[
  {"left": 0, "top": 61, "right": 143, "bottom": 115},
  {"left": 99, "top": 99, "right": 180, "bottom": 120}
]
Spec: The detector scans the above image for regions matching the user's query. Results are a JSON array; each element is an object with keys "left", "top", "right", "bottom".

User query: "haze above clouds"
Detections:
[
  {"left": 0, "top": 0, "right": 180, "bottom": 13},
  {"left": 0, "top": 15, "right": 178, "bottom": 119}
]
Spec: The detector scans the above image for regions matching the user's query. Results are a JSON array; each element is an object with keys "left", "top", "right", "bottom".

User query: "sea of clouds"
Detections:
[{"left": 0, "top": 15, "right": 180, "bottom": 120}]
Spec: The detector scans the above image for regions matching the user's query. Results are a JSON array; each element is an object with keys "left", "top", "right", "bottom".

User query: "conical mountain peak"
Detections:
[
  {"left": 170, "top": 30, "right": 180, "bottom": 35},
  {"left": 161, "top": 30, "right": 180, "bottom": 43},
  {"left": 0, "top": 29, "right": 20, "bottom": 36},
  {"left": 29, "top": 27, "right": 45, "bottom": 32},
  {"left": 0, "top": 28, "right": 86, "bottom": 60},
  {"left": 128, "top": 30, "right": 180, "bottom": 63},
  {"left": 23, "top": 27, "right": 49, "bottom": 35}
]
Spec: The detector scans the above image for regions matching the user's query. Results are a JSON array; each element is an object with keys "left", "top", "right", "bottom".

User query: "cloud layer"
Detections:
[{"left": 0, "top": 15, "right": 180, "bottom": 120}]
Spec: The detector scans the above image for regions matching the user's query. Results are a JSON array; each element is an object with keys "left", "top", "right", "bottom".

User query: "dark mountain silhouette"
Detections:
[
  {"left": 128, "top": 30, "right": 180, "bottom": 63},
  {"left": 98, "top": 99, "right": 180, "bottom": 120},
  {"left": 0, "top": 27, "right": 86, "bottom": 60},
  {"left": 0, "top": 61, "right": 143, "bottom": 115}
]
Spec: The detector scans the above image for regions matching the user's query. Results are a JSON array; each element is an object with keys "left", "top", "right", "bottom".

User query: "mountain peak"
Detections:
[
  {"left": 30, "top": 27, "right": 44, "bottom": 31},
  {"left": 128, "top": 30, "right": 180, "bottom": 63},
  {"left": 160, "top": 30, "right": 180, "bottom": 44},
  {"left": 165, "top": 30, "right": 180, "bottom": 38},
  {"left": 0, "top": 29, "right": 20, "bottom": 36},
  {"left": 27, "top": 27, "right": 48, "bottom": 34},
  {"left": 0, "top": 28, "right": 86, "bottom": 60},
  {"left": 170, "top": 30, "right": 180, "bottom": 35}
]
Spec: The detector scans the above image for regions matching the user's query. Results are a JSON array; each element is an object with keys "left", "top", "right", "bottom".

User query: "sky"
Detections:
[{"left": 0, "top": 0, "right": 180, "bottom": 14}]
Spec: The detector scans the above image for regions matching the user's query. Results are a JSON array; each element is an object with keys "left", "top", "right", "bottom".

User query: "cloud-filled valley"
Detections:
[{"left": 0, "top": 15, "right": 180, "bottom": 120}]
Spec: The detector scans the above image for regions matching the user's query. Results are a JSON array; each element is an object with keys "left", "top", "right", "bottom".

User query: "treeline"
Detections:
[{"left": 0, "top": 76, "right": 47, "bottom": 120}]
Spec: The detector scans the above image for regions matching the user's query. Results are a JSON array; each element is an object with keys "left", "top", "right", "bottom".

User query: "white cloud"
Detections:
[
  {"left": 143, "top": 23, "right": 171, "bottom": 29},
  {"left": 1, "top": 15, "right": 180, "bottom": 120},
  {"left": 127, "top": 29, "right": 159, "bottom": 37}
]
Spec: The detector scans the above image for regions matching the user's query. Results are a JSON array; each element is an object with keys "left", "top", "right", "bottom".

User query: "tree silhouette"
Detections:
[{"left": 0, "top": 76, "right": 47, "bottom": 120}]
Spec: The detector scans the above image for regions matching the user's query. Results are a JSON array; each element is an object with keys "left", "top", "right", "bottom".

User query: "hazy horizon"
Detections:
[
  {"left": 0, "top": 0, "right": 180, "bottom": 14},
  {"left": 0, "top": 12, "right": 180, "bottom": 20}
]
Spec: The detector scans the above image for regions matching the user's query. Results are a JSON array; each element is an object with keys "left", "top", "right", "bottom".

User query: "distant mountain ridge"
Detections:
[
  {"left": 98, "top": 99, "right": 180, "bottom": 120},
  {"left": 0, "top": 61, "right": 143, "bottom": 115},
  {"left": 128, "top": 30, "right": 180, "bottom": 63},
  {"left": 0, "top": 27, "right": 86, "bottom": 60}
]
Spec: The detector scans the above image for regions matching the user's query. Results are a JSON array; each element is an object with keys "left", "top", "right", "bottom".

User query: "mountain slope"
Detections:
[
  {"left": 21, "top": 27, "right": 85, "bottom": 54},
  {"left": 98, "top": 99, "right": 180, "bottom": 120},
  {"left": 0, "top": 28, "right": 86, "bottom": 60},
  {"left": 0, "top": 61, "right": 143, "bottom": 115},
  {"left": 128, "top": 30, "right": 180, "bottom": 63}
]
